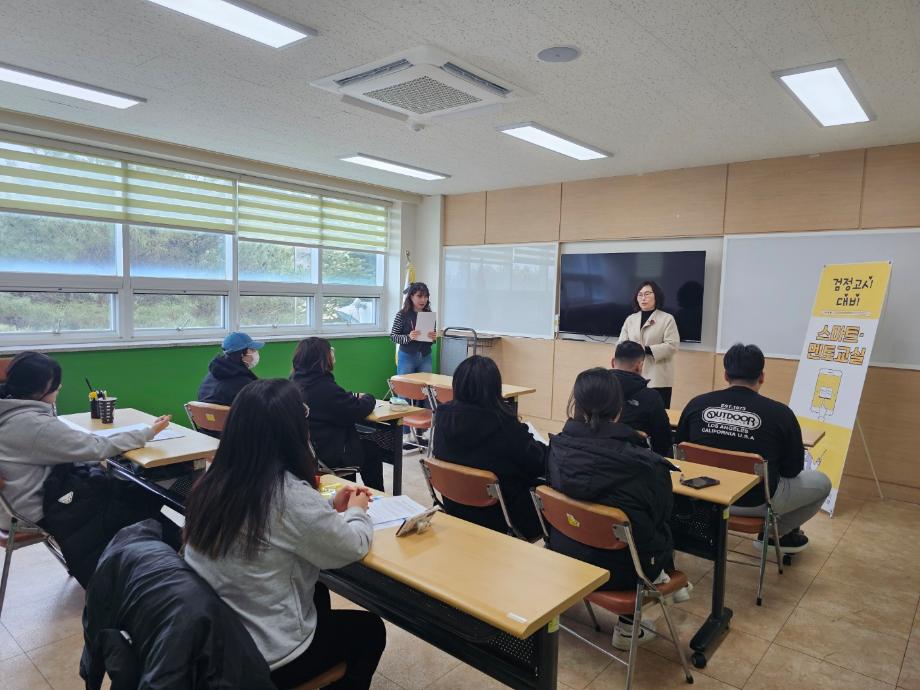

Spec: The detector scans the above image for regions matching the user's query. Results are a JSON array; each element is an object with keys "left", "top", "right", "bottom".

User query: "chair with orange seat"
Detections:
[
  {"left": 677, "top": 441, "right": 784, "bottom": 606},
  {"left": 420, "top": 457, "right": 533, "bottom": 540},
  {"left": 530, "top": 485, "right": 693, "bottom": 690},
  {"left": 387, "top": 378, "right": 433, "bottom": 455},
  {"left": 184, "top": 401, "right": 231, "bottom": 436},
  {"left": 291, "top": 661, "right": 347, "bottom": 689}
]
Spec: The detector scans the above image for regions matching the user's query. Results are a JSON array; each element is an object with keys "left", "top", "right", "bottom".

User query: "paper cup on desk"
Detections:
[{"left": 97, "top": 398, "right": 117, "bottom": 424}]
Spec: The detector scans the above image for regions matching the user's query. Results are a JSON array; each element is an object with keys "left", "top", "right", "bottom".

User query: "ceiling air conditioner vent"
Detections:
[{"left": 311, "top": 45, "right": 529, "bottom": 124}]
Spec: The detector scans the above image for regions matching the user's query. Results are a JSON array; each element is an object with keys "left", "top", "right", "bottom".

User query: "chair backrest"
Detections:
[
  {"left": 422, "top": 458, "right": 499, "bottom": 508},
  {"left": 185, "top": 401, "right": 231, "bottom": 433},
  {"left": 677, "top": 442, "right": 764, "bottom": 476},
  {"left": 388, "top": 377, "right": 428, "bottom": 401},
  {"left": 532, "top": 485, "right": 630, "bottom": 551},
  {"left": 430, "top": 384, "right": 453, "bottom": 404},
  {"left": 0, "top": 357, "right": 11, "bottom": 383}
]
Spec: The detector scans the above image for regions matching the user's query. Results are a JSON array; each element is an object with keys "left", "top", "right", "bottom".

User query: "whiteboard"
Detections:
[
  {"left": 442, "top": 243, "right": 557, "bottom": 338},
  {"left": 719, "top": 229, "right": 920, "bottom": 368}
]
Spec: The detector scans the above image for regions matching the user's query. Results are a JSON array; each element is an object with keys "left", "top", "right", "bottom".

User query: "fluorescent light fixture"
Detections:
[
  {"left": 497, "top": 122, "right": 610, "bottom": 160},
  {"left": 146, "top": 0, "right": 316, "bottom": 48},
  {"left": 340, "top": 154, "right": 449, "bottom": 181},
  {"left": 0, "top": 63, "right": 145, "bottom": 109},
  {"left": 773, "top": 60, "right": 874, "bottom": 127}
]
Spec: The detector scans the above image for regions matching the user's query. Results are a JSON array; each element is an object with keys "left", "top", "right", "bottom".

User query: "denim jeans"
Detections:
[{"left": 397, "top": 349, "right": 433, "bottom": 375}]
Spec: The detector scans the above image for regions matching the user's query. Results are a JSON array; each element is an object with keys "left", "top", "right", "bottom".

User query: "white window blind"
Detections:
[
  {"left": 125, "top": 163, "right": 234, "bottom": 231},
  {"left": 238, "top": 181, "right": 387, "bottom": 251}
]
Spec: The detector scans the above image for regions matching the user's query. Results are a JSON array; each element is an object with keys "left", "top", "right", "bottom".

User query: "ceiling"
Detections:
[{"left": 1, "top": 0, "right": 919, "bottom": 196}]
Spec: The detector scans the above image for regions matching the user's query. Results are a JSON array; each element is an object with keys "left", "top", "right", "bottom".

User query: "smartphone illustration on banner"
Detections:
[{"left": 811, "top": 368, "right": 842, "bottom": 420}]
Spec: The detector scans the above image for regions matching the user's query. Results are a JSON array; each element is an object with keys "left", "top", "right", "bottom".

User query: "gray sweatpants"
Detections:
[{"left": 731, "top": 470, "right": 832, "bottom": 536}]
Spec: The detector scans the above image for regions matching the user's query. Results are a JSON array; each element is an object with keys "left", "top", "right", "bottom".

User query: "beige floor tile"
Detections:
[
  {"left": 2, "top": 587, "right": 85, "bottom": 652},
  {"left": 26, "top": 633, "right": 85, "bottom": 690},
  {"left": 556, "top": 620, "right": 616, "bottom": 689},
  {"left": 798, "top": 574, "right": 919, "bottom": 640},
  {"left": 424, "top": 662, "right": 510, "bottom": 689},
  {"left": 774, "top": 607, "right": 906, "bottom": 685},
  {"left": 0, "top": 653, "right": 51, "bottom": 690},
  {"left": 370, "top": 673, "right": 405, "bottom": 690},
  {"left": 374, "top": 622, "right": 460, "bottom": 690},
  {"left": 745, "top": 643, "right": 893, "bottom": 690},
  {"left": 818, "top": 549, "right": 920, "bottom": 598},
  {"left": 643, "top": 606, "right": 769, "bottom": 688},
  {"left": 899, "top": 633, "right": 920, "bottom": 690},
  {"left": 0, "top": 623, "right": 23, "bottom": 662},
  {"left": 584, "top": 647, "right": 728, "bottom": 690}
]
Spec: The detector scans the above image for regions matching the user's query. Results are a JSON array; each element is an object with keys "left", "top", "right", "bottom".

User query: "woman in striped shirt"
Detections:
[{"left": 390, "top": 282, "right": 436, "bottom": 375}]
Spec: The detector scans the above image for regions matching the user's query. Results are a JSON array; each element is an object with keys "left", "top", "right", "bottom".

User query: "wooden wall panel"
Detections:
[
  {"left": 490, "top": 337, "right": 555, "bottom": 419},
  {"left": 485, "top": 184, "right": 561, "bottom": 244},
  {"left": 724, "top": 149, "right": 864, "bottom": 233},
  {"left": 670, "top": 350, "right": 717, "bottom": 411},
  {"left": 560, "top": 165, "right": 726, "bottom": 241},
  {"left": 443, "top": 192, "right": 486, "bottom": 245},
  {"left": 551, "top": 339, "right": 613, "bottom": 420},
  {"left": 861, "top": 143, "right": 920, "bottom": 228}
]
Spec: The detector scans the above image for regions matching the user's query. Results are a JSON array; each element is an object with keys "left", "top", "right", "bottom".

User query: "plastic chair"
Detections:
[
  {"left": 0, "top": 476, "right": 69, "bottom": 618},
  {"left": 677, "top": 442, "right": 784, "bottom": 606},
  {"left": 420, "top": 457, "right": 530, "bottom": 540},
  {"left": 388, "top": 378, "right": 433, "bottom": 455},
  {"left": 530, "top": 485, "right": 693, "bottom": 690},
  {"left": 184, "top": 401, "right": 231, "bottom": 434},
  {"left": 292, "top": 661, "right": 347, "bottom": 689}
]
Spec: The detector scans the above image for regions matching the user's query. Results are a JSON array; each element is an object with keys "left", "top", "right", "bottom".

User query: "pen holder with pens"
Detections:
[
  {"left": 96, "top": 397, "right": 118, "bottom": 424},
  {"left": 88, "top": 390, "right": 106, "bottom": 419}
]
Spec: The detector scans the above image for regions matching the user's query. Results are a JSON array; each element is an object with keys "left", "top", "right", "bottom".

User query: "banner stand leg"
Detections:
[{"left": 856, "top": 418, "right": 884, "bottom": 500}]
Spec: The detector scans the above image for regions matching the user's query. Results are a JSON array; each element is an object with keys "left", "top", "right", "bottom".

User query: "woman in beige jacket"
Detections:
[{"left": 616, "top": 281, "right": 680, "bottom": 407}]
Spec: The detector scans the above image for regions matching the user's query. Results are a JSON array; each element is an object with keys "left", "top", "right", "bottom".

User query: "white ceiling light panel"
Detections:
[
  {"left": 0, "top": 63, "right": 145, "bottom": 108},
  {"left": 497, "top": 122, "right": 610, "bottom": 160},
  {"left": 773, "top": 60, "right": 874, "bottom": 127}
]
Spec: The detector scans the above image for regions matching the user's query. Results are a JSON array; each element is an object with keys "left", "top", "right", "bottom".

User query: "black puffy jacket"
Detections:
[
  {"left": 432, "top": 401, "right": 546, "bottom": 539},
  {"left": 547, "top": 420, "right": 676, "bottom": 578},
  {"left": 612, "top": 369, "right": 673, "bottom": 457},
  {"left": 197, "top": 355, "right": 256, "bottom": 407},
  {"left": 80, "top": 520, "right": 275, "bottom": 690}
]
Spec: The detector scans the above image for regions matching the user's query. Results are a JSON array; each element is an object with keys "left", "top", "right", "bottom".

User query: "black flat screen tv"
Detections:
[{"left": 559, "top": 251, "right": 706, "bottom": 342}]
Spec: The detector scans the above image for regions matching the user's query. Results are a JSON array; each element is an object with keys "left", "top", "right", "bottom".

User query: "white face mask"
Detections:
[{"left": 244, "top": 350, "right": 260, "bottom": 369}]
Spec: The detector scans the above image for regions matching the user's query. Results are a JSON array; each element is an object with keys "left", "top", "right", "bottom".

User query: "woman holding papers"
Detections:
[
  {"left": 390, "top": 282, "right": 437, "bottom": 376},
  {"left": 184, "top": 379, "right": 386, "bottom": 690},
  {"left": 616, "top": 280, "right": 680, "bottom": 408},
  {"left": 0, "top": 351, "right": 172, "bottom": 585}
]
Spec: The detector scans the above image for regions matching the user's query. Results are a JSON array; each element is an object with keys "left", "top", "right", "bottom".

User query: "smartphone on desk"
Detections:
[{"left": 680, "top": 475, "right": 720, "bottom": 490}]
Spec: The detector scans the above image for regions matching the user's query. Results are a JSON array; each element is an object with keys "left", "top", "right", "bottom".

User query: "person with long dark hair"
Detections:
[
  {"left": 431, "top": 355, "right": 546, "bottom": 539},
  {"left": 290, "top": 337, "right": 384, "bottom": 490},
  {"left": 197, "top": 331, "right": 264, "bottom": 407},
  {"left": 0, "top": 351, "right": 172, "bottom": 585},
  {"left": 616, "top": 280, "right": 680, "bottom": 408},
  {"left": 547, "top": 367, "right": 679, "bottom": 651},
  {"left": 390, "top": 282, "right": 436, "bottom": 376},
  {"left": 183, "top": 378, "right": 385, "bottom": 690}
]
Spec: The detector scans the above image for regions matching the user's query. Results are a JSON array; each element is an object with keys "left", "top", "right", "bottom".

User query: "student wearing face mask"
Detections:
[{"left": 198, "top": 332, "right": 265, "bottom": 407}]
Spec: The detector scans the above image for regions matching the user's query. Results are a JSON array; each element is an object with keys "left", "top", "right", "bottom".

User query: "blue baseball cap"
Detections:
[{"left": 222, "top": 332, "right": 265, "bottom": 353}]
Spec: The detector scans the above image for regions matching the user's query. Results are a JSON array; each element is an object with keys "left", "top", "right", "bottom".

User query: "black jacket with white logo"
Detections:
[
  {"left": 675, "top": 386, "right": 805, "bottom": 506},
  {"left": 612, "top": 369, "right": 673, "bottom": 457}
]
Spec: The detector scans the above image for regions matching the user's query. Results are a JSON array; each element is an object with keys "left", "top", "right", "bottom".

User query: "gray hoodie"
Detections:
[
  {"left": 0, "top": 398, "right": 153, "bottom": 530},
  {"left": 184, "top": 472, "right": 373, "bottom": 670}
]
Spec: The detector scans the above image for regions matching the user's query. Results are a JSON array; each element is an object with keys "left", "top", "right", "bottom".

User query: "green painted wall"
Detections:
[{"left": 51, "top": 336, "right": 426, "bottom": 423}]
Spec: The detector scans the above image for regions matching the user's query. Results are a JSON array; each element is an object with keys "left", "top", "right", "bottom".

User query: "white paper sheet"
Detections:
[
  {"left": 526, "top": 421, "right": 548, "bottom": 445},
  {"left": 367, "top": 495, "right": 427, "bottom": 531},
  {"left": 415, "top": 311, "right": 437, "bottom": 342},
  {"left": 58, "top": 418, "right": 183, "bottom": 441}
]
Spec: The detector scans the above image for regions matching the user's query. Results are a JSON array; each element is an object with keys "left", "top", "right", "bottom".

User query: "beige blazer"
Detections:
[{"left": 616, "top": 309, "right": 680, "bottom": 388}]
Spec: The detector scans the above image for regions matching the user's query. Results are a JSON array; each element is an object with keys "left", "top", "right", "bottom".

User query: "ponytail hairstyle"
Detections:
[
  {"left": 0, "top": 351, "right": 62, "bottom": 401},
  {"left": 400, "top": 282, "right": 431, "bottom": 314},
  {"left": 566, "top": 367, "right": 623, "bottom": 432}
]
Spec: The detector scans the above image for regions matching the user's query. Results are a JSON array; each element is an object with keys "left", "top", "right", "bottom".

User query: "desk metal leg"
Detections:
[
  {"left": 534, "top": 618, "right": 559, "bottom": 690},
  {"left": 689, "top": 505, "right": 733, "bottom": 668},
  {"left": 390, "top": 420, "right": 403, "bottom": 495}
]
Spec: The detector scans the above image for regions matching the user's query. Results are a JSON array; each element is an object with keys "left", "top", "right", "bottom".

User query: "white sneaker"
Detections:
[
  {"left": 611, "top": 617, "right": 657, "bottom": 651},
  {"left": 671, "top": 581, "right": 694, "bottom": 604}
]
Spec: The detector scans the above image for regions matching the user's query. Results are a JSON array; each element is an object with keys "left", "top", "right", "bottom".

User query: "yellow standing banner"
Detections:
[{"left": 789, "top": 261, "right": 892, "bottom": 516}]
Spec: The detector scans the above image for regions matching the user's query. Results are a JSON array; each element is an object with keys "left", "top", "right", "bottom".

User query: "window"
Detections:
[
  {"left": 240, "top": 295, "right": 312, "bottom": 328},
  {"left": 0, "top": 291, "right": 115, "bottom": 334},
  {"left": 133, "top": 294, "right": 225, "bottom": 331},
  {"left": 0, "top": 137, "right": 391, "bottom": 346},
  {"left": 322, "top": 296, "right": 378, "bottom": 326},
  {"left": 130, "top": 225, "right": 230, "bottom": 279}
]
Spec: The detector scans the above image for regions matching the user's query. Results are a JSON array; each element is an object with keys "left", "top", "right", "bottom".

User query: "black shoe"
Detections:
[{"left": 753, "top": 528, "right": 809, "bottom": 554}]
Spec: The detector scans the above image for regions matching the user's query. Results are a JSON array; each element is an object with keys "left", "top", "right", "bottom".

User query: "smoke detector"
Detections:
[{"left": 311, "top": 45, "right": 529, "bottom": 124}]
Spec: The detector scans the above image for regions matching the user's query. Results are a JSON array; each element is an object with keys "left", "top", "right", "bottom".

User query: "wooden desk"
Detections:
[
  {"left": 322, "top": 509, "right": 608, "bottom": 689},
  {"left": 60, "top": 408, "right": 218, "bottom": 469},
  {"left": 667, "top": 408, "right": 825, "bottom": 448},
  {"left": 363, "top": 401, "right": 425, "bottom": 495},
  {"left": 667, "top": 458, "right": 758, "bottom": 669},
  {"left": 390, "top": 372, "right": 536, "bottom": 412}
]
